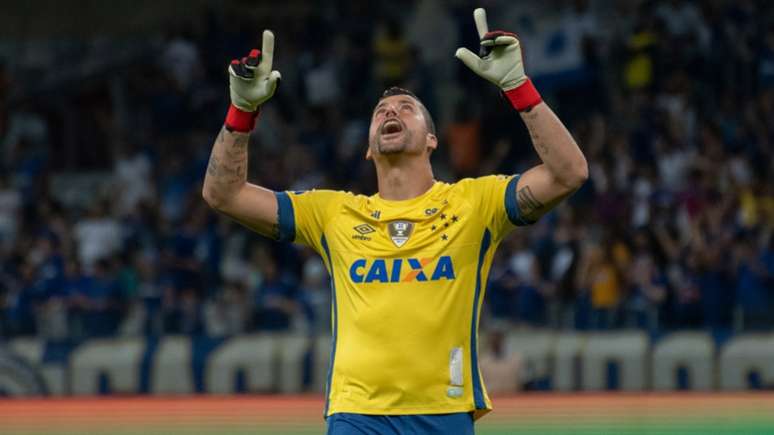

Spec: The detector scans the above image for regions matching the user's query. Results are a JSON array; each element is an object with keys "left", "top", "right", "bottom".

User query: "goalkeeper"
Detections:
[{"left": 203, "top": 8, "right": 587, "bottom": 435}]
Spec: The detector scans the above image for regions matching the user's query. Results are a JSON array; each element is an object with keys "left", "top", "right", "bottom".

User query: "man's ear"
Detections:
[{"left": 426, "top": 133, "right": 438, "bottom": 153}]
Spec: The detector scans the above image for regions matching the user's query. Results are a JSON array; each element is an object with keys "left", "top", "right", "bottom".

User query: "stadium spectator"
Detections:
[
  {"left": 2, "top": 260, "right": 38, "bottom": 336},
  {"left": 251, "top": 248, "right": 298, "bottom": 332},
  {"left": 373, "top": 19, "right": 411, "bottom": 88},
  {"left": 507, "top": 233, "right": 548, "bottom": 326},
  {"left": 734, "top": 233, "right": 773, "bottom": 329},
  {"left": 625, "top": 241, "right": 668, "bottom": 330},
  {"left": 73, "top": 201, "right": 123, "bottom": 272},
  {"left": 479, "top": 327, "right": 523, "bottom": 394},
  {"left": 298, "top": 257, "right": 331, "bottom": 337},
  {"left": 576, "top": 242, "right": 623, "bottom": 329},
  {"left": 445, "top": 101, "right": 482, "bottom": 178},
  {"left": 487, "top": 255, "right": 520, "bottom": 324},
  {"left": 67, "top": 259, "right": 120, "bottom": 338},
  {"left": 160, "top": 28, "right": 204, "bottom": 93},
  {"left": 113, "top": 142, "right": 155, "bottom": 217},
  {"left": 134, "top": 254, "right": 164, "bottom": 335},
  {"left": 29, "top": 234, "right": 67, "bottom": 339},
  {"left": 667, "top": 250, "right": 704, "bottom": 328},
  {"left": 203, "top": 280, "right": 248, "bottom": 337}
]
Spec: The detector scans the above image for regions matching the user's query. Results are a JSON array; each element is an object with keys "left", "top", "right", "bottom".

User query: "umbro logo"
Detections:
[
  {"left": 354, "top": 224, "right": 375, "bottom": 235},
  {"left": 353, "top": 224, "right": 375, "bottom": 241}
]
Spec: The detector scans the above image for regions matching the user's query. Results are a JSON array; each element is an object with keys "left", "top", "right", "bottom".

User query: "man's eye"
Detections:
[{"left": 401, "top": 104, "right": 414, "bottom": 111}]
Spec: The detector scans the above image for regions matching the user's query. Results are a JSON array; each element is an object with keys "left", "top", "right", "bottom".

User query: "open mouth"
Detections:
[{"left": 380, "top": 119, "right": 404, "bottom": 136}]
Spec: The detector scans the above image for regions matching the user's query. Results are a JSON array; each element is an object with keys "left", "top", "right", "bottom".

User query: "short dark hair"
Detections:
[{"left": 378, "top": 87, "right": 436, "bottom": 135}]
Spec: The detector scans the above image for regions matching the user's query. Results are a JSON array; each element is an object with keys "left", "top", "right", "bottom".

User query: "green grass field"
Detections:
[{"left": 2, "top": 394, "right": 773, "bottom": 434}]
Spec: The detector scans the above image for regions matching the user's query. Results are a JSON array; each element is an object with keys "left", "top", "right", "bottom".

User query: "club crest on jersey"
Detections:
[{"left": 388, "top": 220, "right": 414, "bottom": 248}]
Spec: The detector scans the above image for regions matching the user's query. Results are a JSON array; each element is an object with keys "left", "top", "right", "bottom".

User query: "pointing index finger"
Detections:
[
  {"left": 474, "top": 8, "right": 488, "bottom": 39},
  {"left": 258, "top": 30, "right": 275, "bottom": 75}
]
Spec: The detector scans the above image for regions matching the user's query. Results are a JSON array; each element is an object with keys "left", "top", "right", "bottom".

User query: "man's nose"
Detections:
[{"left": 384, "top": 106, "right": 398, "bottom": 117}]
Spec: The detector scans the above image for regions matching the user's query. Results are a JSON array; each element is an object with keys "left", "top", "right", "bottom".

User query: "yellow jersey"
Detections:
[{"left": 275, "top": 175, "right": 533, "bottom": 420}]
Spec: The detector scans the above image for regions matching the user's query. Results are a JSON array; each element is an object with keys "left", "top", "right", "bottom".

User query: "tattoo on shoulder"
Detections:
[{"left": 517, "top": 185, "right": 544, "bottom": 216}]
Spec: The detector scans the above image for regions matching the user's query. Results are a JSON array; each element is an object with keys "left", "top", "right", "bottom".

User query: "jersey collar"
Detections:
[{"left": 361, "top": 181, "right": 450, "bottom": 222}]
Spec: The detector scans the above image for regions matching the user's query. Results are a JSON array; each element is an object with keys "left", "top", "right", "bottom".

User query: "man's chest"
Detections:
[{"left": 328, "top": 197, "right": 487, "bottom": 256}]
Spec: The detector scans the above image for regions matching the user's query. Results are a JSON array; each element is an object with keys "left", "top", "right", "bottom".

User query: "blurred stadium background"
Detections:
[{"left": 0, "top": 0, "right": 773, "bottom": 433}]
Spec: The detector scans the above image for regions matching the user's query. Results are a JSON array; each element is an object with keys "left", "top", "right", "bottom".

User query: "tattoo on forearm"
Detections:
[
  {"left": 522, "top": 110, "right": 550, "bottom": 155},
  {"left": 517, "top": 185, "right": 543, "bottom": 216},
  {"left": 212, "top": 162, "right": 244, "bottom": 184},
  {"left": 234, "top": 164, "right": 245, "bottom": 179},
  {"left": 528, "top": 129, "right": 549, "bottom": 155},
  {"left": 522, "top": 109, "right": 538, "bottom": 120},
  {"left": 206, "top": 129, "right": 249, "bottom": 186},
  {"left": 534, "top": 138, "right": 549, "bottom": 155},
  {"left": 207, "top": 155, "right": 220, "bottom": 176},
  {"left": 225, "top": 135, "right": 249, "bottom": 159},
  {"left": 231, "top": 133, "right": 248, "bottom": 150}
]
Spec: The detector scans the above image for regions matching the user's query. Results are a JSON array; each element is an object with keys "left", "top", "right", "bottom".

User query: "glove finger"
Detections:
[
  {"left": 493, "top": 35, "right": 518, "bottom": 46},
  {"left": 454, "top": 47, "right": 483, "bottom": 71},
  {"left": 244, "top": 49, "right": 261, "bottom": 68},
  {"left": 267, "top": 70, "right": 282, "bottom": 94},
  {"left": 229, "top": 60, "right": 254, "bottom": 80},
  {"left": 480, "top": 31, "right": 519, "bottom": 55},
  {"left": 473, "top": 8, "right": 489, "bottom": 39},
  {"left": 228, "top": 63, "right": 247, "bottom": 80},
  {"left": 256, "top": 70, "right": 281, "bottom": 101},
  {"left": 482, "top": 30, "right": 518, "bottom": 40},
  {"left": 258, "top": 30, "right": 275, "bottom": 76},
  {"left": 480, "top": 31, "right": 518, "bottom": 45}
]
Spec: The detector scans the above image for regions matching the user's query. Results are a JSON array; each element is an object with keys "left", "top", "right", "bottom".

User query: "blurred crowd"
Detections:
[{"left": 0, "top": 0, "right": 772, "bottom": 342}]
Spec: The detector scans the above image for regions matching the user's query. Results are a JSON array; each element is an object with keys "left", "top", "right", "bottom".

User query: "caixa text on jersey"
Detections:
[{"left": 349, "top": 256, "right": 456, "bottom": 283}]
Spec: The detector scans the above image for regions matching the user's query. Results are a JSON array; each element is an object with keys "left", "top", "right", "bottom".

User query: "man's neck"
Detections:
[{"left": 375, "top": 157, "right": 435, "bottom": 201}]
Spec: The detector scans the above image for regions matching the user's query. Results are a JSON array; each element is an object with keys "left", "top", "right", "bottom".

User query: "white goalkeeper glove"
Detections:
[
  {"left": 455, "top": 8, "right": 542, "bottom": 111},
  {"left": 225, "top": 30, "right": 281, "bottom": 131}
]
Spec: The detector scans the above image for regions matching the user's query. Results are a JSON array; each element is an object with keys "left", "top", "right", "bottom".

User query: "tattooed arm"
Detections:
[
  {"left": 202, "top": 127, "right": 279, "bottom": 238},
  {"left": 514, "top": 102, "right": 588, "bottom": 222}
]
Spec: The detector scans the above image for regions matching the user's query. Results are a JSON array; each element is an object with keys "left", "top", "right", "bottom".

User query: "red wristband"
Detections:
[
  {"left": 225, "top": 104, "right": 259, "bottom": 132},
  {"left": 504, "top": 78, "right": 542, "bottom": 112}
]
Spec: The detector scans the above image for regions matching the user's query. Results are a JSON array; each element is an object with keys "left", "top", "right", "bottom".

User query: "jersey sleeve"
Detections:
[
  {"left": 275, "top": 189, "right": 346, "bottom": 253},
  {"left": 465, "top": 174, "right": 536, "bottom": 241}
]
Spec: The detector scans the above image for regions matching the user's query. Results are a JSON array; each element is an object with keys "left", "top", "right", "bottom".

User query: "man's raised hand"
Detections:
[
  {"left": 454, "top": 8, "right": 527, "bottom": 92},
  {"left": 228, "top": 30, "right": 282, "bottom": 113},
  {"left": 455, "top": 8, "right": 542, "bottom": 112}
]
